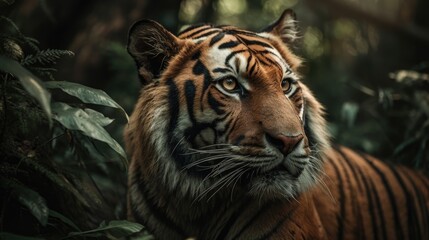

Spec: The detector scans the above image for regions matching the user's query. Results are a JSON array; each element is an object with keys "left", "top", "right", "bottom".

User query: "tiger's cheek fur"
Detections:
[{"left": 170, "top": 82, "right": 233, "bottom": 149}]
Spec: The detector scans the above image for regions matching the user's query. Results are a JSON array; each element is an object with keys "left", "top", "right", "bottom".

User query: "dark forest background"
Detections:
[{"left": 1, "top": 0, "right": 428, "bottom": 239}]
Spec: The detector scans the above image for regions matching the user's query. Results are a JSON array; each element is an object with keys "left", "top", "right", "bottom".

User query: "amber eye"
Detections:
[
  {"left": 281, "top": 78, "right": 292, "bottom": 93},
  {"left": 220, "top": 78, "right": 239, "bottom": 92}
]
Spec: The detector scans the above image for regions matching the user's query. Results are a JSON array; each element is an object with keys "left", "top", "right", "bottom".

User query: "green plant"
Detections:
[
  {"left": 0, "top": 12, "right": 149, "bottom": 239},
  {"left": 335, "top": 65, "right": 429, "bottom": 172}
]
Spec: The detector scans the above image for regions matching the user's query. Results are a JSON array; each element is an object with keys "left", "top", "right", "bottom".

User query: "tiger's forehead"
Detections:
[{"left": 179, "top": 25, "right": 289, "bottom": 81}]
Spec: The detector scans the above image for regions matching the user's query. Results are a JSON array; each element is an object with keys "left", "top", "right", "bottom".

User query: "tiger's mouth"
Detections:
[
  {"left": 229, "top": 146, "right": 307, "bottom": 179},
  {"left": 183, "top": 144, "right": 307, "bottom": 182},
  {"left": 243, "top": 161, "right": 304, "bottom": 181}
]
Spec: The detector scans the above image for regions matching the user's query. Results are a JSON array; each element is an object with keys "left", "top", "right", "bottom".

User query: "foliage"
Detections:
[
  {"left": 331, "top": 65, "right": 429, "bottom": 171},
  {"left": 0, "top": 11, "right": 147, "bottom": 239}
]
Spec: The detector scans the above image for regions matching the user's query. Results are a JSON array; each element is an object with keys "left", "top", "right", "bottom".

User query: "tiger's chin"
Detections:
[{"left": 246, "top": 167, "right": 317, "bottom": 200}]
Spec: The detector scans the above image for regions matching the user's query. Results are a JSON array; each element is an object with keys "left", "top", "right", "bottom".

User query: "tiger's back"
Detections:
[
  {"left": 125, "top": 9, "right": 429, "bottom": 240},
  {"left": 316, "top": 147, "right": 429, "bottom": 240}
]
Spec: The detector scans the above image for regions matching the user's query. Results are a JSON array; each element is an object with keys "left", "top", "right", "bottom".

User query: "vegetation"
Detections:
[
  {"left": 0, "top": 5, "right": 151, "bottom": 239},
  {"left": 0, "top": 0, "right": 428, "bottom": 239}
]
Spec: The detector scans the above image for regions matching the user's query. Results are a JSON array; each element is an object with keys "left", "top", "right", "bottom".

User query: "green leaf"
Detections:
[
  {"left": 66, "top": 220, "right": 143, "bottom": 239},
  {"left": 51, "top": 102, "right": 127, "bottom": 161},
  {"left": 84, "top": 108, "right": 114, "bottom": 127},
  {"left": 0, "top": 177, "right": 49, "bottom": 226},
  {"left": 129, "top": 233, "right": 155, "bottom": 240},
  {"left": 49, "top": 209, "right": 81, "bottom": 232},
  {"left": 0, "top": 56, "right": 52, "bottom": 125},
  {"left": 0, "top": 232, "right": 44, "bottom": 240},
  {"left": 45, "top": 81, "right": 129, "bottom": 121}
]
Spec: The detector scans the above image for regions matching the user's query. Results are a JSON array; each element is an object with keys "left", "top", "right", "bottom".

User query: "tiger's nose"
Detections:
[{"left": 267, "top": 133, "right": 303, "bottom": 155}]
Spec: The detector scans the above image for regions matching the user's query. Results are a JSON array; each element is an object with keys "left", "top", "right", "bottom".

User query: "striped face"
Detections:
[{"left": 127, "top": 11, "right": 329, "bottom": 200}]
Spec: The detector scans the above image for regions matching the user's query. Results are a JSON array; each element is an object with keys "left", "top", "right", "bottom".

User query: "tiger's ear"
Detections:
[
  {"left": 262, "top": 9, "right": 298, "bottom": 44},
  {"left": 127, "top": 20, "right": 181, "bottom": 84}
]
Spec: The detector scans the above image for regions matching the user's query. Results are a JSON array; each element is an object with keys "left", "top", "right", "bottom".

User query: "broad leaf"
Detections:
[
  {"left": 51, "top": 102, "right": 127, "bottom": 160},
  {"left": 66, "top": 220, "right": 143, "bottom": 238},
  {"left": 0, "top": 56, "right": 52, "bottom": 125},
  {"left": 0, "top": 177, "right": 48, "bottom": 226},
  {"left": 45, "top": 81, "right": 129, "bottom": 121},
  {"left": 84, "top": 108, "right": 114, "bottom": 127}
]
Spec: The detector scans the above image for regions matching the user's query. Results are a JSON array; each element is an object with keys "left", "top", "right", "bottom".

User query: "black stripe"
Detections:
[
  {"left": 185, "top": 80, "right": 196, "bottom": 123},
  {"left": 166, "top": 79, "right": 194, "bottom": 168},
  {"left": 192, "top": 59, "right": 213, "bottom": 110},
  {"left": 288, "top": 84, "right": 301, "bottom": 96},
  {"left": 193, "top": 60, "right": 206, "bottom": 75},
  {"left": 182, "top": 25, "right": 213, "bottom": 38},
  {"left": 401, "top": 170, "right": 429, "bottom": 237},
  {"left": 240, "top": 39, "right": 273, "bottom": 49},
  {"left": 133, "top": 170, "right": 187, "bottom": 237},
  {"left": 334, "top": 148, "right": 365, "bottom": 239},
  {"left": 327, "top": 156, "right": 345, "bottom": 240},
  {"left": 247, "top": 55, "right": 257, "bottom": 77},
  {"left": 256, "top": 57, "right": 270, "bottom": 66},
  {"left": 192, "top": 60, "right": 212, "bottom": 86},
  {"left": 216, "top": 200, "right": 251, "bottom": 240},
  {"left": 259, "top": 53, "right": 282, "bottom": 71},
  {"left": 225, "top": 50, "right": 246, "bottom": 68},
  {"left": 214, "top": 112, "right": 232, "bottom": 136},
  {"left": 213, "top": 67, "right": 231, "bottom": 73},
  {"left": 245, "top": 54, "right": 252, "bottom": 72},
  {"left": 167, "top": 78, "right": 180, "bottom": 141},
  {"left": 388, "top": 165, "right": 420, "bottom": 240},
  {"left": 224, "top": 29, "right": 259, "bottom": 37},
  {"left": 192, "top": 29, "right": 220, "bottom": 39},
  {"left": 179, "top": 24, "right": 211, "bottom": 36},
  {"left": 255, "top": 49, "right": 285, "bottom": 67},
  {"left": 219, "top": 40, "right": 240, "bottom": 49},
  {"left": 210, "top": 32, "right": 225, "bottom": 46},
  {"left": 129, "top": 175, "right": 153, "bottom": 232},
  {"left": 225, "top": 114, "right": 239, "bottom": 138},
  {"left": 231, "top": 201, "right": 275, "bottom": 239},
  {"left": 336, "top": 147, "right": 379, "bottom": 240},
  {"left": 207, "top": 91, "right": 225, "bottom": 114},
  {"left": 191, "top": 50, "right": 201, "bottom": 60},
  {"left": 358, "top": 152, "right": 405, "bottom": 240},
  {"left": 368, "top": 178, "right": 388, "bottom": 240},
  {"left": 256, "top": 207, "right": 297, "bottom": 240}
]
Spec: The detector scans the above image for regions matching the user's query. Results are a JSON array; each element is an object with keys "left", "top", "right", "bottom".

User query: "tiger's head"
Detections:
[{"left": 125, "top": 9, "right": 330, "bottom": 201}]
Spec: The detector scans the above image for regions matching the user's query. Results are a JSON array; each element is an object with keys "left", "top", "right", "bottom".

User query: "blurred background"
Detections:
[{"left": 1, "top": 0, "right": 428, "bottom": 238}]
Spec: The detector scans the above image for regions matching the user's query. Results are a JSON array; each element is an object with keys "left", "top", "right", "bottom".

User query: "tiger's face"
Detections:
[{"left": 126, "top": 10, "right": 329, "bottom": 201}]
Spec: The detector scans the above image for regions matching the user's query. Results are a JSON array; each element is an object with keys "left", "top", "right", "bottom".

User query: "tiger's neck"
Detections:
[{"left": 129, "top": 163, "right": 327, "bottom": 240}]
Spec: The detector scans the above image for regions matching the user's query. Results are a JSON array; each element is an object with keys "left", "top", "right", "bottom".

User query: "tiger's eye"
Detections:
[
  {"left": 281, "top": 78, "right": 292, "bottom": 93},
  {"left": 221, "top": 78, "right": 238, "bottom": 91}
]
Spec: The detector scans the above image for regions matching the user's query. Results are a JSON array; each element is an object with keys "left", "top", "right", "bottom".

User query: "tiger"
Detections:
[{"left": 124, "top": 9, "right": 429, "bottom": 240}]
